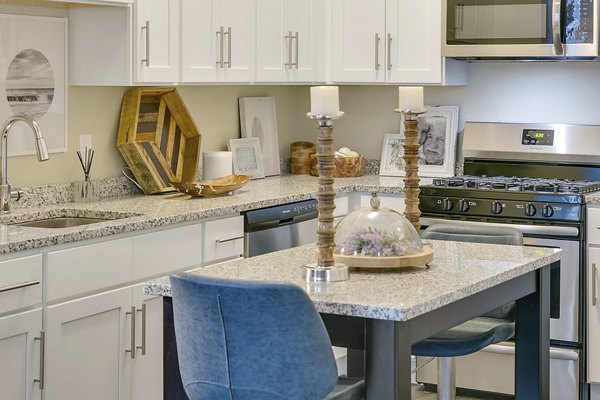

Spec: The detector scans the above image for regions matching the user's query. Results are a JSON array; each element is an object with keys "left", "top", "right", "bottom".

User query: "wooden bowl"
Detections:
[
  {"left": 309, "top": 154, "right": 364, "bottom": 177},
  {"left": 170, "top": 175, "right": 251, "bottom": 197}
]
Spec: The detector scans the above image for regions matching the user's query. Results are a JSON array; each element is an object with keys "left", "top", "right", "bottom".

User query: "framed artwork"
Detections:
[
  {"left": 380, "top": 105, "right": 459, "bottom": 177},
  {"left": 228, "top": 137, "right": 265, "bottom": 179},
  {"left": 239, "top": 97, "right": 280, "bottom": 176},
  {"left": 0, "top": 14, "right": 68, "bottom": 156}
]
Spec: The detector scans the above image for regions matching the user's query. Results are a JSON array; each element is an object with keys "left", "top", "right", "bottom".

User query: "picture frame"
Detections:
[
  {"left": 239, "top": 97, "right": 281, "bottom": 176},
  {"left": 228, "top": 137, "right": 265, "bottom": 180},
  {"left": 379, "top": 105, "right": 459, "bottom": 177},
  {"left": 0, "top": 14, "right": 68, "bottom": 156}
]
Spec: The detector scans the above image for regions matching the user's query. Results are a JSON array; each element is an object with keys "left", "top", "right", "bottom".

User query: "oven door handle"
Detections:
[{"left": 420, "top": 218, "right": 579, "bottom": 237}]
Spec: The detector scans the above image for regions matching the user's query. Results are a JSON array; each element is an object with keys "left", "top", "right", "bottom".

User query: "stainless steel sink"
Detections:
[{"left": 12, "top": 217, "right": 113, "bottom": 228}]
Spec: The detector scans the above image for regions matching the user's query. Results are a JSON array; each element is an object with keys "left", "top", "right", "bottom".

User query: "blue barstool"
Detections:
[
  {"left": 170, "top": 272, "right": 364, "bottom": 400},
  {"left": 413, "top": 223, "right": 523, "bottom": 400}
]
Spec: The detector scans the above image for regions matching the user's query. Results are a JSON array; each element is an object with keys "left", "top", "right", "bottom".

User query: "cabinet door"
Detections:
[
  {"left": 135, "top": 0, "right": 179, "bottom": 83},
  {"left": 589, "top": 247, "right": 600, "bottom": 383},
  {"left": 256, "top": 0, "right": 322, "bottom": 82},
  {"left": 181, "top": 0, "right": 255, "bottom": 82},
  {"left": 330, "top": 0, "right": 386, "bottom": 83},
  {"left": 386, "top": 0, "right": 442, "bottom": 83},
  {"left": 0, "top": 309, "right": 42, "bottom": 400},
  {"left": 44, "top": 287, "right": 133, "bottom": 400},
  {"left": 131, "top": 284, "right": 163, "bottom": 400}
]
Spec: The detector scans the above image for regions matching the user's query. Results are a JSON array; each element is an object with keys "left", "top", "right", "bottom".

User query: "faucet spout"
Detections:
[{"left": 0, "top": 114, "right": 50, "bottom": 213}]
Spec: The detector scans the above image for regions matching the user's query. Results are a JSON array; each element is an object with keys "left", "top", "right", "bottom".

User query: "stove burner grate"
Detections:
[{"left": 431, "top": 176, "right": 600, "bottom": 194}]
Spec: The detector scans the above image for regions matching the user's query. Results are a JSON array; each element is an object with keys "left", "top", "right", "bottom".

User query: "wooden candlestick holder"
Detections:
[
  {"left": 396, "top": 109, "right": 426, "bottom": 232},
  {"left": 303, "top": 112, "right": 349, "bottom": 282}
]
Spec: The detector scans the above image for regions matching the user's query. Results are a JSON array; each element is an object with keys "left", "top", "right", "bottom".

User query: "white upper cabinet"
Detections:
[
  {"left": 134, "top": 0, "right": 180, "bottom": 83},
  {"left": 181, "top": 0, "right": 256, "bottom": 83},
  {"left": 330, "top": 0, "right": 466, "bottom": 85},
  {"left": 330, "top": 0, "right": 386, "bottom": 83},
  {"left": 256, "top": 0, "right": 323, "bottom": 83}
]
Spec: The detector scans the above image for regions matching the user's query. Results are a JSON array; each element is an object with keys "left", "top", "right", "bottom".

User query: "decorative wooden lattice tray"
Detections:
[{"left": 117, "top": 87, "right": 201, "bottom": 194}]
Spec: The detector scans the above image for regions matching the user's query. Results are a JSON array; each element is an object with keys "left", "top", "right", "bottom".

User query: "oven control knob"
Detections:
[
  {"left": 542, "top": 204, "right": 554, "bottom": 218},
  {"left": 524, "top": 203, "right": 537, "bottom": 216},
  {"left": 458, "top": 199, "right": 470, "bottom": 212},
  {"left": 490, "top": 201, "right": 503, "bottom": 214},
  {"left": 442, "top": 198, "right": 453, "bottom": 211}
]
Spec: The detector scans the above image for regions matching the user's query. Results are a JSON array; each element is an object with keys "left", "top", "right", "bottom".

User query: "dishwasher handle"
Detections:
[{"left": 245, "top": 210, "right": 317, "bottom": 232}]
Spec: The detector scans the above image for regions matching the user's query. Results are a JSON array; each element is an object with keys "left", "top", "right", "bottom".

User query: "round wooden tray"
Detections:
[{"left": 333, "top": 247, "right": 433, "bottom": 270}]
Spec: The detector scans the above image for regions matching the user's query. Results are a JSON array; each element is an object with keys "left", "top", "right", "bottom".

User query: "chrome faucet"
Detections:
[{"left": 0, "top": 114, "right": 49, "bottom": 213}]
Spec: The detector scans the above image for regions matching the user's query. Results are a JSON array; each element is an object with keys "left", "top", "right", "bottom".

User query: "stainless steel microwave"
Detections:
[{"left": 442, "top": 0, "right": 599, "bottom": 59}]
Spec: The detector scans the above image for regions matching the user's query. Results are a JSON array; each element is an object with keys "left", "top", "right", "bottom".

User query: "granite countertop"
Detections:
[
  {"left": 145, "top": 241, "right": 561, "bottom": 321},
  {"left": 0, "top": 174, "right": 409, "bottom": 255}
]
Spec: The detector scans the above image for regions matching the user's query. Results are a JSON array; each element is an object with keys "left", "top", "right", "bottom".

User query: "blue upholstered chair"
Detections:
[
  {"left": 170, "top": 272, "right": 364, "bottom": 400},
  {"left": 413, "top": 223, "right": 523, "bottom": 400}
]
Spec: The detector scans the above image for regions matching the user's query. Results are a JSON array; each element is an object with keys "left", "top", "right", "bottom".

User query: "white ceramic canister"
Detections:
[{"left": 202, "top": 151, "right": 233, "bottom": 180}]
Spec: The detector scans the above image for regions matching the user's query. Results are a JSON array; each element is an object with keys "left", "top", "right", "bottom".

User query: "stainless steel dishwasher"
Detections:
[{"left": 243, "top": 199, "right": 318, "bottom": 257}]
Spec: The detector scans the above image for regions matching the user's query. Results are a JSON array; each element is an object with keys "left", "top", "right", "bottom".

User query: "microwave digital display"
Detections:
[
  {"left": 522, "top": 129, "right": 554, "bottom": 146},
  {"left": 567, "top": 0, "right": 594, "bottom": 44}
]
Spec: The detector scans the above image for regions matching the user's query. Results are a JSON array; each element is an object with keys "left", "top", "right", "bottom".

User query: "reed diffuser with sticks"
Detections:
[{"left": 74, "top": 147, "right": 98, "bottom": 202}]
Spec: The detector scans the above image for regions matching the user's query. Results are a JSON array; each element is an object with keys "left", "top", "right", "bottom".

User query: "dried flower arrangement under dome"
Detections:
[{"left": 333, "top": 193, "right": 433, "bottom": 269}]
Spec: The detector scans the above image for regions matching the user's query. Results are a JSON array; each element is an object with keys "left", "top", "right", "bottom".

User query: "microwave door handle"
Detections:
[{"left": 552, "top": 0, "right": 564, "bottom": 55}]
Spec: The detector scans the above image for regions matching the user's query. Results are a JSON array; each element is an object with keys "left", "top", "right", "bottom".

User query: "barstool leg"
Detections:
[{"left": 437, "top": 357, "right": 456, "bottom": 400}]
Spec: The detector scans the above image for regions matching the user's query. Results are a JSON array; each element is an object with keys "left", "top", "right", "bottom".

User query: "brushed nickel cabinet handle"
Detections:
[
  {"left": 216, "top": 26, "right": 224, "bottom": 68},
  {"left": 0, "top": 280, "right": 39, "bottom": 293},
  {"left": 34, "top": 330, "right": 45, "bottom": 390},
  {"left": 141, "top": 21, "right": 150, "bottom": 67},
  {"left": 552, "top": 0, "right": 564, "bottom": 56},
  {"left": 285, "top": 31, "right": 293, "bottom": 69},
  {"left": 126, "top": 306, "right": 136, "bottom": 359},
  {"left": 387, "top": 33, "right": 392, "bottom": 70},
  {"left": 594, "top": 263, "right": 598, "bottom": 307},
  {"left": 136, "top": 303, "right": 147, "bottom": 355},
  {"left": 216, "top": 236, "right": 243, "bottom": 244},
  {"left": 225, "top": 27, "right": 232, "bottom": 68},
  {"left": 293, "top": 31, "right": 299, "bottom": 69},
  {"left": 374, "top": 33, "right": 381, "bottom": 70}
]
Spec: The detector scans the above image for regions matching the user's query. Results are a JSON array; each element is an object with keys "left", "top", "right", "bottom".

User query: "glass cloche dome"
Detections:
[{"left": 334, "top": 192, "right": 423, "bottom": 258}]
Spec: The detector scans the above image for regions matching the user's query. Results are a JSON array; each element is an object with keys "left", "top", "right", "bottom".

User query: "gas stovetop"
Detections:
[
  {"left": 430, "top": 175, "right": 600, "bottom": 195},
  {"left": 419, "top": 175, "right": 599, "bottom": 223}
]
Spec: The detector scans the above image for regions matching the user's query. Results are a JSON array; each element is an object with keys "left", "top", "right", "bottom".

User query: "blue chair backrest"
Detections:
[
  {"left": 421, "top": 224, "right": 523, "bottom": 320},
  {"left": 170, "top": 272, "right": 338, "bottom": 400}
]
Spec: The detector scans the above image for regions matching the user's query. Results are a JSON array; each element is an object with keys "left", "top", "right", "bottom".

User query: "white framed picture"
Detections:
[
  {"left": 0, "top": 14, "right": 68, "bottom": 156},
  {"left": 228, "top": 137, "right": 265, "bottom": 180},
  {"left": 380, "top": 105, "right": 459, "bottom": 177},
  {"left": 239, "top": 97, "right": 280, "bottom": 176}
]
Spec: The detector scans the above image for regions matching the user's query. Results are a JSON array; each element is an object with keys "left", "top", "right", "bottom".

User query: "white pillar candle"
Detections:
[
  {"left": 310, "top": 86, "right": 340, "bottom": 116},
  {"left": 398, "top": 86, "right": 424, "bottom": 111}
]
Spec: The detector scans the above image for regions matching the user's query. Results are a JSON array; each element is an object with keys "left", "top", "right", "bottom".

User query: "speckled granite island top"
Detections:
[
  {"left": 145, "top": 240, "right": 561, "bottom": 321},
  {"left": 0, "top": 174, "right": 411, "bottom": 255}
]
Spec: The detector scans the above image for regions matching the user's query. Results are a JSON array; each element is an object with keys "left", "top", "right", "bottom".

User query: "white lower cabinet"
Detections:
[
  {"left": 44, "top": 286, "right": 133, "bottom": 400},
  {"left": 0, "top": 309, "right": 43, "bottom": 400},
  {"left": 131, "top": 284, "right": 163, "bottom": 400},
  {"left": 589, "top": 247, "right": 600, "bottom": 383}
]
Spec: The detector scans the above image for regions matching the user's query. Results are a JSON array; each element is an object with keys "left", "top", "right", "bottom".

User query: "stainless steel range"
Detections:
[{"left": 417, "top": 122, "right": 600, "bottom": 400}]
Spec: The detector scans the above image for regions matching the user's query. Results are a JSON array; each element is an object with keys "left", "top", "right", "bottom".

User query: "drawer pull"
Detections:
[
  {"left": 0, "top": 280, "right": 40, "bottom": 294},
  {"left": 216, "top": 236, "right": 243, "bottom": 244}
]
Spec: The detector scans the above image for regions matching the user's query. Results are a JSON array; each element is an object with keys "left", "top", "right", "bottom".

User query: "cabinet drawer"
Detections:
[
  {"left": 203, "top": 216, "right": 243, "bottom": 263},
  {"left": 46, "top": 238, "right": 132, "bottom": 301},
  {"left": 132, "top": 223, "right": 202, "bottom": 280},
  {"left": 0, "top": 255, "right": 42, "bottom": 314},
  {"left": 589, "top": 208, "right": 600, "bottom": 245}
]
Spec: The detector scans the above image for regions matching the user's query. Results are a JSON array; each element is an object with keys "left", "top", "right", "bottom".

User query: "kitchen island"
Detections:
[{"left": 146, "top": 240, "right": 561, "bottom": 400}]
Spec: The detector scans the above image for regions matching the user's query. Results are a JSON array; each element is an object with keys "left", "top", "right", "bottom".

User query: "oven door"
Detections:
[{"left": 421, "top": 217, "right": 580, "bottom": 344}]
